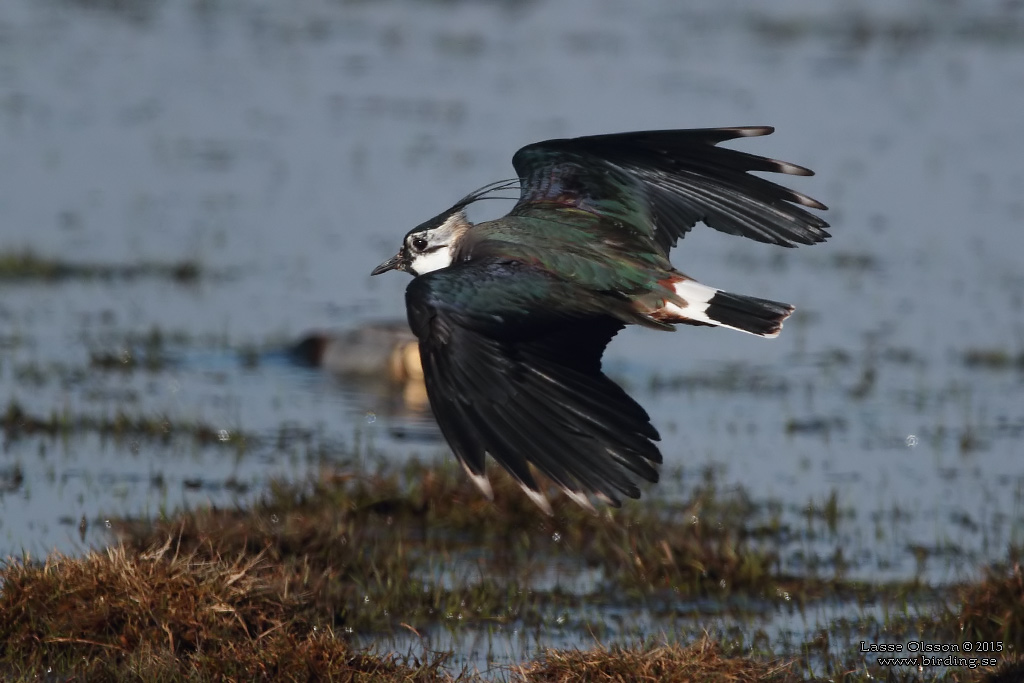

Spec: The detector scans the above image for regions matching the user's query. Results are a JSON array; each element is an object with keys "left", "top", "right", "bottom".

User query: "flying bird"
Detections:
[{"left": 371, "top": 127, "right": 828, "bottom": 513}]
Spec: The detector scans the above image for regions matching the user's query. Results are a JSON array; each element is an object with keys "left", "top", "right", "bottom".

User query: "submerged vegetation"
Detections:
[
  {"left": 962, "top": 349, "right": 1024, "bottom": 371},
  {"left": 1, "top": 400, "right": 249, "bottom": 448},
  {"left": 0, "top": 250, "right": 205, "bottom": 283}
]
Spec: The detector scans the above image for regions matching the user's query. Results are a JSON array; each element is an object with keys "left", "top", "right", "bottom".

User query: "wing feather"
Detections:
[
  {"left": 510, "top": 126, "right": 829, "bottom": 252},
  {"left": 406, "top": 259, "right": 662, "bottom": 508}
]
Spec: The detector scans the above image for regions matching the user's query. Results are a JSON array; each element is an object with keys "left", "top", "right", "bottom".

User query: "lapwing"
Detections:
[{"left": 371, "top": 127, "right": 828, "bottom": 512}]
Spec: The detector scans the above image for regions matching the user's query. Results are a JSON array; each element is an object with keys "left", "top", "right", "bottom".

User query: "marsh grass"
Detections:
[
  {"left": 114, "top": 456, "right": 869, "bottom": 624},
  {"left": 1, "top": 460, "right": 1020, "bottom": 681},
  {"left": 954, "top": 552, "right": 1024, "bottom": 651},
  {"left": 0, "top": 458, "right": 813, "bottom": 680},
  {"left": 0, "top": 537, "right": 806, "bottom": 683}
]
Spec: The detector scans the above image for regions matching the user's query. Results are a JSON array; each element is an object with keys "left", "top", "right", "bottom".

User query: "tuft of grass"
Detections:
[
  {"left": 517, "top": 636, "right": 801, "bottom": 682},
  {"left": 0, "top": 540, "right": 459, "bottom": 681},
  {"left": 955, "top": 555, "right": 1024, "bottom": 652}
]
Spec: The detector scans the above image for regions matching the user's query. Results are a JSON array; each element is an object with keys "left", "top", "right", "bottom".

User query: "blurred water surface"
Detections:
[{"left": 1, "top": 0, "right": 1023, "bottom": 667}]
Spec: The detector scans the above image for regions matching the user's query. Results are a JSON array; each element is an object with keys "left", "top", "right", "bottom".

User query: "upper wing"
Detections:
[
  {"left": 510, "top": 126, "right": 829, "bottom": 252},
  {"left": 405, "top": 258, "right": 662, "bottom": 510}
]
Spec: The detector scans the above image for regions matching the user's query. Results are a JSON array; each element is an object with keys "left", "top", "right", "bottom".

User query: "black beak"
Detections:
[{"left": 370, "top": 252, "right": 404, "bottom": 276}]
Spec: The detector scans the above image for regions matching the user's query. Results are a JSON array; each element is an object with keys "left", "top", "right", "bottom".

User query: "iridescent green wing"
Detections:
[
  {"left": 467, "top": 211, "right": 675, "bottom": 303},
  {"left": 406, "top": 258, "right": 662, "bottom": 508},
  {"left": 510, "top": 127, "right": 829, "bottom": 252}
]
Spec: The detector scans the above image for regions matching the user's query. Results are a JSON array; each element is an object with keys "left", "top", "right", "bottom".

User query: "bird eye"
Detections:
[{"left": 411, "top": 236, "right": 428, "bottom": 252}]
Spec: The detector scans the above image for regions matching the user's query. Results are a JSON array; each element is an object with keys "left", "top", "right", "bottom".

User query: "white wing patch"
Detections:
[{"left": 662, "top": 279, "right": 718, "bottom": 324}]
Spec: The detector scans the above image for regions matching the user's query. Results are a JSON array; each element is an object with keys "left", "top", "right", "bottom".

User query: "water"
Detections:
[{"left": 1, "top": 0, "right": 1023, "bottom": 669}]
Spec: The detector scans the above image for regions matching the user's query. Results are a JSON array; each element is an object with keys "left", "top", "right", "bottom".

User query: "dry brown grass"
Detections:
[
  {"left": 0, "top": 539, "right": 456, "bottom": 681},
  {"left": 956, "top": 558, "right": 1024, "bottom": 652},
  {"left": 0, "top": 537, "right": 810, "bottom": 682},
  {"left": 516, "top": 636, "right": 800, "bottom": 682},
  {"left": 116, "top": 458, "right": 804, "bottom": 615}
]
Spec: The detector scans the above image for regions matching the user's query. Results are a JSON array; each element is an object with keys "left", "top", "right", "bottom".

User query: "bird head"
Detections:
[{"left": 371, "top": 207, "right": 473, "bottom": 277}]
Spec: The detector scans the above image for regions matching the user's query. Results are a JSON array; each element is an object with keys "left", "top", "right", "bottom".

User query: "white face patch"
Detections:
[
  {"left": 408, "top": 245, "right": 456, "bottom": 275},
  {"left": 404, "top": 210, "right": 469, "bottom": 275}
]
